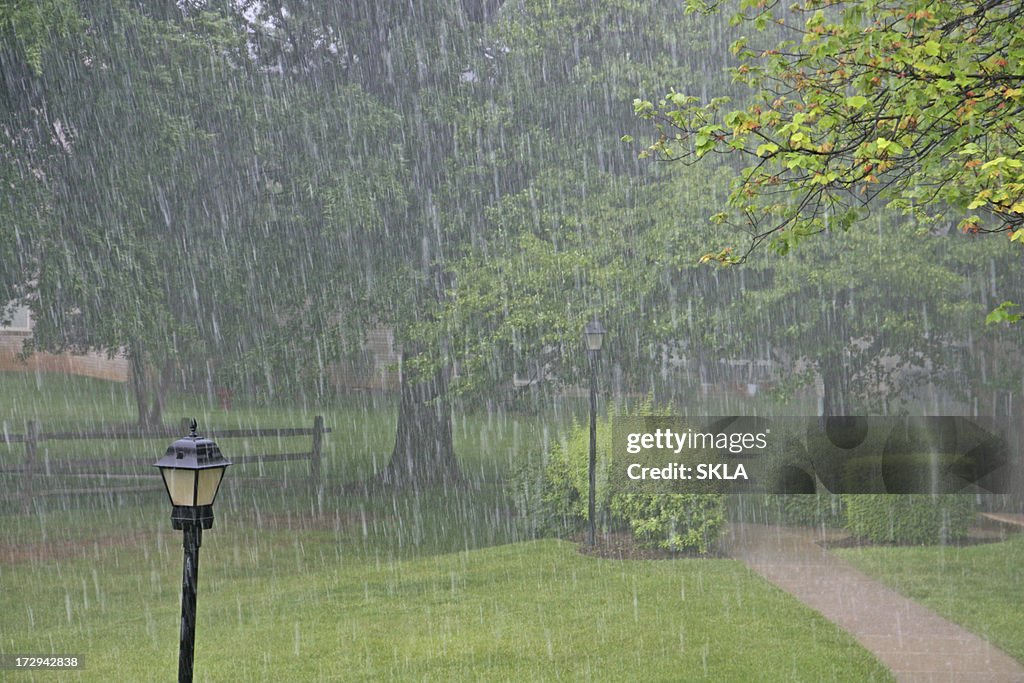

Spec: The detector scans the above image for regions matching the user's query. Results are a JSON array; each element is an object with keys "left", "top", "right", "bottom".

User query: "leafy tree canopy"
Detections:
[
  {"left": 0, "top": 1, "right": 405, "bottom": 422},
  {"left": 714, "top": 220, "right": 1008, "bottom": 414},
  {"left": 635, "top": 0, "right": 1024, "bottom": 263},
  {"left": 436, "top": 162, "right": 733, "bottom": 400}
]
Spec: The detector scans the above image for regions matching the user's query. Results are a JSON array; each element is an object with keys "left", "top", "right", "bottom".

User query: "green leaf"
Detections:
[{"left": 986, "top": 301, "right": 1022, "bottom": 325}]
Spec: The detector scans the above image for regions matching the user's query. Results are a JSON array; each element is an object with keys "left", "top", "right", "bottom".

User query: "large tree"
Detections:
[
  {"left": 625, "top": 0, "right": 1024, "bottom": 420},
  {"left": 224, "top": 0, "right": 738, "bottom": 485},
  {"left": 221, "top": 0, "right": 485, "bottom": 486},
  {"left": 442, "top": 159, "right": 1024, "bottom": 420},
  {"left": 2, "top": 2, "right": 250, "bottom": 425},
  {"left": 0, "top": 2, "right": 400, "bottom": 425},
  {"left": 715, "top": 220, "right": 1006, "bottom": 417}
]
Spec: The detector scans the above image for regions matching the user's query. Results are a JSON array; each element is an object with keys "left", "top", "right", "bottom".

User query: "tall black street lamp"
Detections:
[
  {"left": 154, "top": 419, "right": 231, "bottom": 683},
  {"left": 583, "top": 320, "right": 605, "bottom": 547}
]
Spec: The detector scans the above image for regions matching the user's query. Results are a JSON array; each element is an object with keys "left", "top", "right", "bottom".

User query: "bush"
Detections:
[
  {"left": 729, "top": 493, "right": 844, "bottom": 528},
  {"left": 542, "top": 415, "right": 614, "bottom": 524},
  {"left": 539, "top": 402, "right": 725, "bottom": 554},
  {"left": 507, "top": 456, "right": 562, "bottom": 538},
  {"left": 610, "top": 493, "right": 725, "bottom": 554},
  {"left": 842, "top": 494, "right": 975, "bottom": 544},
  {"left": 778, "top": 493, "right": 845, "bottom": 527}
]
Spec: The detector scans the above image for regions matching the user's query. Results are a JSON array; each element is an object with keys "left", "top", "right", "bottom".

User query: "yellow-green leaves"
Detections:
[
  {"left": 873, "top": 137, "right": 903, "bottom": 156},
  {"left": 986, "top": 301, "right": 1022, "bottom": 325},
  {"left": 698, "top": 247, "right": 741, "bottom": 265},
  {"left": 845, "top": 95, "right": 869, "bottom": 109},
  {"left": 634, "top": 0, "right": 1024, "bottom": 275}
]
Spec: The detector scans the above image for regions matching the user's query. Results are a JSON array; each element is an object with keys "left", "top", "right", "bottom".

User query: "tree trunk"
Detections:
[
  {"left": 129, "top": 349, "right": 172, "bottom": 428},
  {"left": 379, "top": 350, "right": 461, "bottom": 489},
  {"left": 820, "top": 359, "right": 849, "bottom": 420},
  {"left": 820, "top": 287, "right": 851, "bottom": 423}
]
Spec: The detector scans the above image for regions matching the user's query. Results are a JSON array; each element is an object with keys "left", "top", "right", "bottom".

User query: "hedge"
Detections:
[{"left": 842, "top": 494, "right": 975, "bottom": 544}]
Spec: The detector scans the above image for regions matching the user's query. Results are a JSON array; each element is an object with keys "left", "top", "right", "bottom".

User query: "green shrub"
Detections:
[
  {"left": 540, "top": 402, "right": 725, "bottom": 554},
  {"left": 542, "top": 416, "right": 614, "bottom": 524},
  {"left": 610, "top": 493, "right": 725, "bottom": 553},
  {"left": 842, "top": 494, "right": 975, "bottom": 544},
  {"left": 779, "top": 493, "right": 845, "bottom": 527},
  {"left": 729, "top": 493, "right": 844, "bottom": 527},
  {"left": 507, "top": 456, "right": 556, "bottom": 537}
]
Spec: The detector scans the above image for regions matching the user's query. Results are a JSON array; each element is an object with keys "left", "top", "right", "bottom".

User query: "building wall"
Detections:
[
  {"left": 1, "top": 310, "right": 397, "bottom": 390},
  {"left": 327, "top": 327, "right": 402, "bottom": 391},
  {"left": 0, "top": 331, "right": 129, "bottom": 382}
]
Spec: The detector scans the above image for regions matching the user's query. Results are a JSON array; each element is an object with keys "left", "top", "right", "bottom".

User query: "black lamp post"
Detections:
[
  {"left": 583, "top": 320, "right": 605, "bottom": 547},
  {"left": 154, "top": 418, "right": 231, "bottom": 683}
]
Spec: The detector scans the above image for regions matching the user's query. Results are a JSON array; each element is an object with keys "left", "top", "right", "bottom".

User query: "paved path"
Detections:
[
  {"left": 722, "top": 523, "right": 1024, "bottom": 683},
  {"left": 980, "top": 512, "right": 1024, "bottom": 528}
]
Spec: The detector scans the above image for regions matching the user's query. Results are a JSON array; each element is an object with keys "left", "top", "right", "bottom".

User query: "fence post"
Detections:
[
  {"left": 311, "top": 415, "right": 324, "bottom": 490},
  {"left": 22, "top": 420, "right": 38, "bottom": 515}
]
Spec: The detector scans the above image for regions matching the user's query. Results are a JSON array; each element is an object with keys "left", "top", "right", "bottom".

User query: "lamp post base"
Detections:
[{"left": 171, "top": 505, "right": 214, "bottom": 530}]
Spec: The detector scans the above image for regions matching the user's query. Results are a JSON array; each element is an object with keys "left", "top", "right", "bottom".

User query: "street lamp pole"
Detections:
[
  {"left": 179, "top": 525, "right": 201, "bottom": 683},
  {"left": 583, "top": 321, "right": 605, "bottom": 547},
  {"left": 588, "top": 347, "right": 598, "bottom": 547},
  {"left": 155, "top": 418, "right": 231, "bottom": 683}
]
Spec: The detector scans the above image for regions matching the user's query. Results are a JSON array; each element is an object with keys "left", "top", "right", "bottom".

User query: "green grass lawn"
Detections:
[
  {"left": 0, "top": 513, "right": 891, "bottom": 682},
  {"left": 0, "top": 372, "right": 896, "bottom": 680},
  {"left": 836, "top": 536, "right": 1024, "bottom": 663}
]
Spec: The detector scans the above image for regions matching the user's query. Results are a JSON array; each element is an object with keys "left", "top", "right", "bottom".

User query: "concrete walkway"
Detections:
[
  {"left": 980, "top": 512, "right": 1024, "bottom": 529},
  {"left": 723, "top": 524, "right": 1024, "bottom": 683}
]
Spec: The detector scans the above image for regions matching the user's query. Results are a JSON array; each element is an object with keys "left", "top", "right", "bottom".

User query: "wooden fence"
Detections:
[{"left": 0, "top": 417, "right": 329, "bottom": 513}]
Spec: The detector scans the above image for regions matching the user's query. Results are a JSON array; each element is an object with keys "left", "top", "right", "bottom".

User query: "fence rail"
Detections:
[{"left": 0, "top": 416, "right": 330, "bottom": 513}]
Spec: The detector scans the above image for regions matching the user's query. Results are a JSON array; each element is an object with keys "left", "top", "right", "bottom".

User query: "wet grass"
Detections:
[
  {"left": 0, "top": 507, "right": 891, "bottom": 682},
  {"left": 0, "top": 372, "right": 896, "bottom": 679},
  {"left": 835, "top": 535, "right": 1024, "bottom": 663}
]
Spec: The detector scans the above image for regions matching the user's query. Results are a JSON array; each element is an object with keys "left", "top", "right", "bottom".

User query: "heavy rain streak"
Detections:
[{"left": 1, "top": 1, "right": 1023, "bottom": 681}]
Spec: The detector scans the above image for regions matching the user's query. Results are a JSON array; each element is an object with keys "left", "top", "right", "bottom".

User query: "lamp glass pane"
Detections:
[
  {"left": 162, "top": 468, "right": 198, "bottom": 506},
  {"left": 195, "top": 468, "right": 225, "bottom": 506},
  {"left": 584, "top": 332, "right": 604, "bottom": 351}
]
